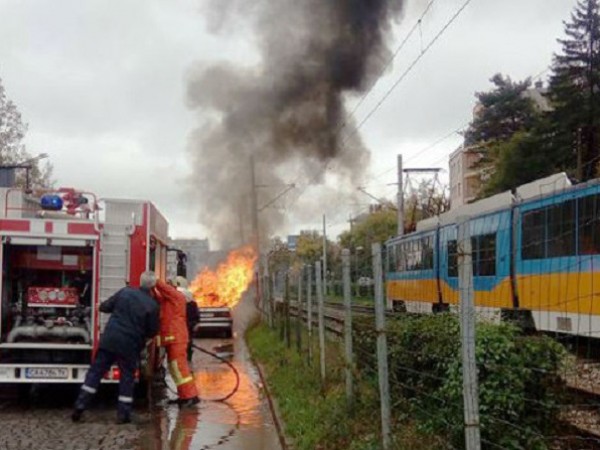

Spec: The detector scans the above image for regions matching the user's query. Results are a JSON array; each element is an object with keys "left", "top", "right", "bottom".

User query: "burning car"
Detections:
[
  {"left": 194, "top": 293, "right": 233, "bottom": 338},
  {"left": 189, "top": 245, "right": 257, "bottom": 339}
]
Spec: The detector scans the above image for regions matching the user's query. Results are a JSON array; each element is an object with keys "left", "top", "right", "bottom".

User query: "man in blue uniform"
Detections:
[{"left": 72, "top": 271, "right": 160, "bottom": 424}]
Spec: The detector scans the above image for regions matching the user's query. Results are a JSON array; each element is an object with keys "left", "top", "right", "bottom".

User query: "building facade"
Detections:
[
  {"left": 449, "top": 145, "right": 483, "bottom": 208},
  {"left": 169, "top": 238, "right": 210, "bottom": 279},
  {"left": 449, "top": 82, "right": 551, "bottom": 209}
]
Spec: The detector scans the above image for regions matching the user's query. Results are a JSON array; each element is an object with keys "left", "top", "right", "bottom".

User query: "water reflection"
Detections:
[{"left": 140, "top": 336, "right": 280, "bottom": 449}]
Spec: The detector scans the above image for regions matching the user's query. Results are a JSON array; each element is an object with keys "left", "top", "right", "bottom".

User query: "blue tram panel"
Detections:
[{"left": 386, "top": 173, "right": 600, "bottom": 337}]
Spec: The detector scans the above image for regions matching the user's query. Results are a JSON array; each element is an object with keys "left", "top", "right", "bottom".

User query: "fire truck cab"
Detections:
[{"left": 0, "top": 188, "right": 168, "bottom": 385}]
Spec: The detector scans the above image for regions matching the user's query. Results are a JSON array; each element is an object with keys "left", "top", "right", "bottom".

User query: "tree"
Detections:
[
  {"left": 464, "top": 74, "right": 538, "bottom": 148},
  {"left": 479, "top": 128, "right": 560, "bottom": 196},
  {"left": 267, "top": 237, "right": 294, "bottom": 274},
  {"left": 295, "top": 230, "right": 324, "bottom": 264},
  {"left": 404, "top": 179, "right": 449, "bottom": 232},
  {"left": 462, "top": 74, "right": 562, "bottom": 197},
  {"left": 339, "top": 207, "right": 397, "bottom": 253},
  {"left": 0, "top": 77, "right": 53, "bottom": 189},
  {"left": 548, "top": 0, "right": 600, "bottom": 181}
]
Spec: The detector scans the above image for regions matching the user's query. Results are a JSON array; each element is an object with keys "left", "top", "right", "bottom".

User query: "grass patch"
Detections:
[
  {"left": 249, "top": 313, "right": 567, "bottom": 450},
  {"left": 247, "top": 322, "right": 440, "bottom": 450},
  {"left": 247, "top": 323, "right": 379, "bottom": 449}
]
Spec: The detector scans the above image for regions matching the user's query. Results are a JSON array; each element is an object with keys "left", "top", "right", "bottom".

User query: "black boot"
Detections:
[
  {"left": 117, "top": 401, "right": 132, "bottom": 424},
  {"left": 116, "top": 414, "right": 131, "bottom": 424},
  {"left": 71, "top": 408, "right": 84, "bottom": 423}
]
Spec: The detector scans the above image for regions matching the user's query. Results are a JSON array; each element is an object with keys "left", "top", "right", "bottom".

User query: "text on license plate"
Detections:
[{"left": 25, "top": 367, "right": 69, "bottom": 379}]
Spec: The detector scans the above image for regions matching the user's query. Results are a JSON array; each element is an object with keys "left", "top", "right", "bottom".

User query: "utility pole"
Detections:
[
  {"left": 397, "top": 154, "right": 404, "bottom": 237},
  {"left": 576, "top": 128, "right": 583, "bottom": 181},
  {"left": 322, "top": 214, "right": 328, "bottom": 298},
  {"left": 238, "top": 195, "right": 246, "bottom": 247},
  {"left": 250, "top": 155, "right": 261, "bottom": 302},
  {"left": 316, "top": 260, "right": 326, "bottom": 384}
]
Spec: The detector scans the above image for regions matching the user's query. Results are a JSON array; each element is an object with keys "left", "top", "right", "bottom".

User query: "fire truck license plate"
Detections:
[{"left": 25, "top": 368, "right": 68, "bottom": 379}]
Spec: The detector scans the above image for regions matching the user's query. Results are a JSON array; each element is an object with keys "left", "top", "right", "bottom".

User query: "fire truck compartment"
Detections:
[{"left": 0, "top": 242, "right": 95, "bottom": 366}]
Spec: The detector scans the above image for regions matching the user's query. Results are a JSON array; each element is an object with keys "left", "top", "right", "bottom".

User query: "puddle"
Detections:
[{"left": 139, "top": 299, "right": 281, "bottom": 449}]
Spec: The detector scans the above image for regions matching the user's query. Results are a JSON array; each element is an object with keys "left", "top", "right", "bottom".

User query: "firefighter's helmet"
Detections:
[{"left": 175, "top": 276, "right": 188, "bottom": 288}]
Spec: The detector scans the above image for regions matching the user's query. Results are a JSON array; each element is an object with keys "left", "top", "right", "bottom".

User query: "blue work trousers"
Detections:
[{"left": 75, "top": 348, "right": 137, "bottom": 419}]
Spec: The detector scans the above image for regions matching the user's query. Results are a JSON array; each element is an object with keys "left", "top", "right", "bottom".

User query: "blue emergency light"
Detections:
[{"left": 40, "top": 194, "right": 63, "bottom": 211}]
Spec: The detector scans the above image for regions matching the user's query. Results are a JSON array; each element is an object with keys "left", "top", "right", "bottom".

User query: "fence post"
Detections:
[
  {"left": 267, "top": 274, "right": 273, "bottom": 328},
  {"left": 285, "top": 271, "right": 291, "bottom": 348},
  {"left": 373, "top": 243, "right": 391, "bottom": 449},
  {"left": 271, "top": 272, "right": 277, "bottom": 329},
  {"left": 316, "top": 260, "right": 326, "bottom": 384},
  {"left": 296, "top": 269, "right": 303, "bottom": 354},
  {"left": 278, "top": 272, "right": 285, "bottom": 342},
  {"left": 458, "top": 217, "right": 481, "bottom": 450},
  {"left": 307, "top": 264, "right": 313, "bottom": 366},
  {"left": 342, "top": 249, "right": 354, "bottom": 409}
]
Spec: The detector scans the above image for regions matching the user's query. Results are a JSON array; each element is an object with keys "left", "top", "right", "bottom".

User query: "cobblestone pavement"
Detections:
[{"left": 0, "top": 386, "right": 147, "bottom": 450}]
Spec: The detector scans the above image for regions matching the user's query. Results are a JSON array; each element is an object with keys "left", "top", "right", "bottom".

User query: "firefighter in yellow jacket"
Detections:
[{"left": 153, "top": 279, "right": 200, "bottom": 407}]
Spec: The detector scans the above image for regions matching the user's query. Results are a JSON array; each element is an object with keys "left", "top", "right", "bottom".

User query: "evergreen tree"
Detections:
[
  {"left": 548, "top": 0, "right": 600, "bottom": 181},
  {"left": 0, "top": 77, "right": 53, "bottom": 189},
  {"left": 462, "top": 74, "right": 550, "bottom": 196},
  {"left": 480, "top": 123, "right": 559, "bottom": 197},
  {"left": 464, "top": 74, "right": 538, "bottom": 147}
]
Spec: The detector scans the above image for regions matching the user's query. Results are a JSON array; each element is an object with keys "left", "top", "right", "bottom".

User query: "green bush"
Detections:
[{"left": 354, "top": 314, "right": 566, "bottom": 449}]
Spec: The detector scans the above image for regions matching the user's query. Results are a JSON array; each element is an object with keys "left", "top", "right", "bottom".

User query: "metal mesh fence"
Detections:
[{"left": 258, "top": 179, "right": 600, "bottom": 449}]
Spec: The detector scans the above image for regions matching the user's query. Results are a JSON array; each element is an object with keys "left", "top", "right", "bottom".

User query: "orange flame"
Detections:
[{"left": 189, "top": 245, "right": 257, "bottom": 308}]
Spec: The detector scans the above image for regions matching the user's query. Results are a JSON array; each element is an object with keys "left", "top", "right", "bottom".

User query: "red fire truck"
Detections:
[{"left": 0, "top": 187, "right": 168, "bottom": 385}]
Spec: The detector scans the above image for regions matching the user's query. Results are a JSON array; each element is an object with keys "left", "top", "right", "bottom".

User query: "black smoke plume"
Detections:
[{"left": 187, "top": 0, "right": 404, "bottom": 247}]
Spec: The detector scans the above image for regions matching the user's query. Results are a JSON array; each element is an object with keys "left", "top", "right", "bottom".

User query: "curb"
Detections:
[{"left": 254, "top": 361, "right": 293, "bottom": 450}]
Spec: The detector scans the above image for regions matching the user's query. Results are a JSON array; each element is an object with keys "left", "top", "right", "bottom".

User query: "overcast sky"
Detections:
[{"left": 0, "top": 0, "right": 578, "bottom": 247}]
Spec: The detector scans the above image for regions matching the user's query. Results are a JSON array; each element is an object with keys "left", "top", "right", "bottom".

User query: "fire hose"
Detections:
[
  {"left": 192, "top": 343, "right": 240, "bottom": 402},
  {"left": 159, "top": 343, "right": 241, "bottom": 403}
]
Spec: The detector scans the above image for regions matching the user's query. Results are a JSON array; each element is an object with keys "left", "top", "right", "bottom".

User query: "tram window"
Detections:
[
  {"left": 447, "top": 240, "right": 458, "bottom": 277},
  {"left": 406, "top": 241, "right": 420, "bottom": 271},
  {"left": 578, "top": 195, "right": 600, "bottom": 254},
  {"left": 422, "top": 237, "right": 434, "bottom": 270},
  {"left": 396, "top": 244, "right": 406, "bottom": 272},
  {"left": 547, "top": 199, "right": 575, "bottom": 257},
  {"left": 475, "top": 233, "right": 497, "bottom": 276},
  {"left": 388, "top": 245, "right": 398, "bottom": 272},
  {"left": 522, "top": 209, "right": 545, "bottom": 259}
]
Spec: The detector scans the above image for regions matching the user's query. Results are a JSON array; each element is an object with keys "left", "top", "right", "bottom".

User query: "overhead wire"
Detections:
[
  {"left": 345, "top": 0, "right": 437, "bottom": 122},
  {"left": 281, "top": 2, "right": 438, "bottom": 205},
  {"left": 286, "top": 0, "right": 476, "bottom": 211},
  {"left": 363, "top": 63, "right": 553, "bottom": 186}
]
